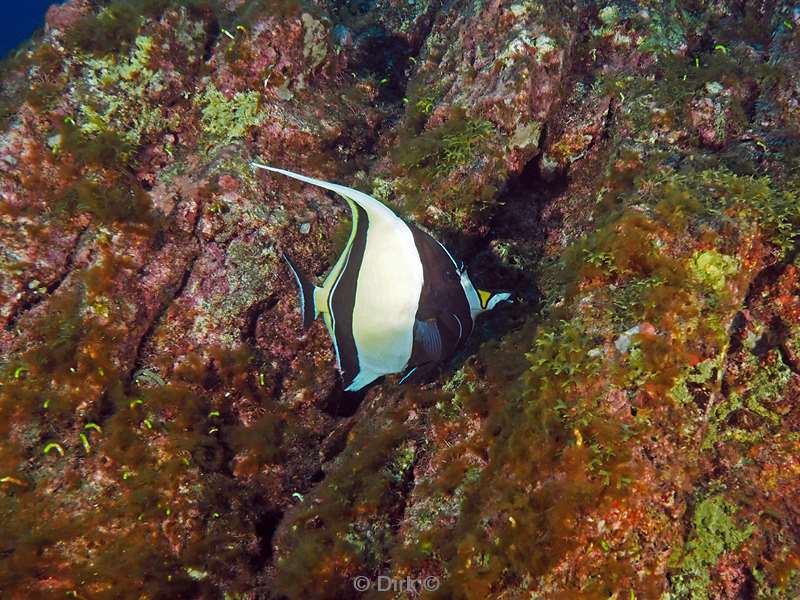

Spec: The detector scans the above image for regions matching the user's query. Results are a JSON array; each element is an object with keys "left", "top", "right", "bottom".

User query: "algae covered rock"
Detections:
[{"left": 1, "top": 1, "right": 799, "bottom": 599}]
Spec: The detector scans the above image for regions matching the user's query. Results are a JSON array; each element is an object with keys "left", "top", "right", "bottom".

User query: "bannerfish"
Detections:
[{"left": 251, "top": 163, "right": 512, "bottom": 392}]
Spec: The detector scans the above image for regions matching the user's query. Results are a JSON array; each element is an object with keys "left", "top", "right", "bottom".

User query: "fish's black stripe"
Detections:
[
  {"left": 407, "top": 224, "right": 473, "bottom": 367},
  {"left": 329, "top": 203, "right": 369, "bottom": 389},
  {"left": 282, "top": 253, "right": 315, "bottom": 330}
]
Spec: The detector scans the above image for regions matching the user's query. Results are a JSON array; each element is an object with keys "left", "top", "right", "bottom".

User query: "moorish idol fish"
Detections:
[{"left": 251, "top": 163, "right": 512, "bottom": 392}]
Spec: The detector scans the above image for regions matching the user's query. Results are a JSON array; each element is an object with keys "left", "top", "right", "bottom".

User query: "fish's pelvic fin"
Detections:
[
  {"left": 398, "top": 361, "right": 438, "bottom": 386},
  {"left": 282, "top": 253, "right": 319, "bottom": 330}
]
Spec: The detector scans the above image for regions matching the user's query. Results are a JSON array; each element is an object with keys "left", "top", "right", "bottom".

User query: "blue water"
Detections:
[{"left": 2, "top": 1, "right": 58, "bottom": 58}]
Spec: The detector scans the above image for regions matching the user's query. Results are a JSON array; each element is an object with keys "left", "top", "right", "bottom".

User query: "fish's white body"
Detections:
[{"left": 346, "top": 214, "right": 423, "bottom": 390}]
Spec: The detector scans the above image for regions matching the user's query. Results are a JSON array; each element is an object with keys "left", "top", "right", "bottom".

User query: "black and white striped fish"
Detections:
[{"left": 252, "top": 163, "right": 511, "bottom": 392}]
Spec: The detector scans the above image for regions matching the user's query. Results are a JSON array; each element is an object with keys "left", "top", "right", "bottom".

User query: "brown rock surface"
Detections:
[{"left": 0, "top": 1, "right": 799, "bottom": 598}]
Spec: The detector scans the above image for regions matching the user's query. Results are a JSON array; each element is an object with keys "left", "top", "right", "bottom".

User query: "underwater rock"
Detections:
[
  {"left": 45, "top": 0, "right": 93, "bottom": 32},
  {"left": 1, "top": 1, "right": 799, "bottom": 598}
]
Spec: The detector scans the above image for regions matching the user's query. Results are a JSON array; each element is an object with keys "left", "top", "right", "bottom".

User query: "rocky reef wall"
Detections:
[{"left": 1, "top": 0, "right": 799, "bottom": 598}]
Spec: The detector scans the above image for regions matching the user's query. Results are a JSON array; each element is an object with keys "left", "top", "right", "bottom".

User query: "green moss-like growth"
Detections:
[
  {"left": 198, "top": 83, "right": 263, "bottom": 142},
  {"left": 232, "top": 0, "right": 303, "bottom": 24},
  {"left": 0, "top": 330, "right": 280, "bottom": 595},
  {"left": 669, "top": 495, "right": 753, "bottom": 600},
  {"left": 689, "top": 250, "right": 739, "bottom": 295},
  {"left": 394, "top": 107, "right": 494, "bottom": 176},
  {"left": 73, "top": 34, "right": 184, "bottom": 149},
  {"left": 64, "top": 0, "right": 220, "bottom": 56},
  {"left": 390, "top": 107, "right": 500, "bottom": 224},
  {"left": 600, "top": 33, "right": 782, "bottom": 148},
  {"left": 17, "top": 285, "right": 84, "bottom": 382},
  {"left": 24, "top": 44, "right": 68, "bottom": 111},
  {"left": 53, "top": 121, "right": 156, "bottom": 225},
  {"left": 54, "top": 177, "right": 153, "bottom": 225},
  {"left": 689, "top": 170, "right": 800, "bottom": 257},
  {"left": 401, "top": 79, "right": 445, "bottom": 132},
  {"left": 704, "top": 350, "right": 788, "bottom": 449},
  {"left": 59, "top": 121, "right": 134, "bottom": 169},
  {"left": 64, "top": 0, "right": 170, "bottom": 55},
  {"left": 410, "top": 149, "right": 795, "bottom": 597}
]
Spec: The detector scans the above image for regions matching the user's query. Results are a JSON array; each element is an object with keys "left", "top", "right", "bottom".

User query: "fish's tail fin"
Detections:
[{"left": 282, "top": 253, "right": 318, "bottom": 330}]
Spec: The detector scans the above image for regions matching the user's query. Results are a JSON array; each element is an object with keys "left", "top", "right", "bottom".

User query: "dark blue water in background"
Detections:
[{"left": 2, "top": 1, "right": 59, "bottom": 58}]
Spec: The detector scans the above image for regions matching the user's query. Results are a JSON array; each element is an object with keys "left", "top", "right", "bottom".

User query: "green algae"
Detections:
[
  {"left": 64, "top": 0, "right": 219, "bottom": 56},
  {"left": 4, "top": 2, "right": 800, "bottom": 597},
  {"left": 404, "top": 144, "right": 798, "bottom": 596},
  {"left": 24, "top": 44, "right": 68, "bottom": 112},
  {"left": 385, "top": 442, "right": 417, "bottom": 483},
  {"left": 0, "top": 239, "right": 282, "bottom": 597},
  {"left": 527, "top": 316, "right": 602, "bottom": 382},
  {"left": 59, "top": 121, "right": 134, "bottom": 169},
  {"left": 668, "top": 495, "right": 753, "bottom": 600},
  {"left": 65, "top": 1, "right": 160, "bottom": 56},
  {"left": 689, "top": 251, "right": 739, "bottom": 295},
  {"left": 232, "top": 0, "right": 303, "bottom": 24},
  {"left": 54, "top": 178, "right": 153, "bottom": 225},
  {"left": 608, "top": 275, "right": 663, "bottom": 327},
  {"left": 599, "top": 29, "right": 782, "bottom": 150},
  {"left": 401, "top": 79, "right": 446, "bottom": 131},
  {"left": 688, "top": 170, "right": 800, "bottom": 257},
  {"left": 61, "top": 5, "right": 216, "bottom": 154},
  {"left": 197, "top": 83, "right": 263, "bottom": 142},
  {"left": 390, "top": 107, "right": 501, "bottom": 226},
  {"left": 752, "top": 555, "right": 800, "bottom": 599},
  {"left": 394, "top": 108, "right": 494, "bottom": 176},
  {"left": 72, "top": 34, "right": 183, "bottom": 149},
  {"left": 703, "top": 350, "right": 789, "bottom": 450},
  {"left": 15, "top": 285, "right": 85, "bottom": 384},
  {"left": 669, "top": 355, "right": 721, "bottom": 407}
]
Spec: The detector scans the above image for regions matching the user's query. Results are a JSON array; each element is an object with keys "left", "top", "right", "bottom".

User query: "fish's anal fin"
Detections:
[
  {"left": 343, "top": 367, "right": 383, "bottom": 392},
  {"left": 282, "top": 253, "right": 319, "bottom": 330}
]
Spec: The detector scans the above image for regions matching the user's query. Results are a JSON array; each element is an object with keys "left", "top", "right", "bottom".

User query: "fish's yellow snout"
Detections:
[
  {"left": 478, "top": 289, "right": 492, "bottom": 310},
  {"left": 478, "top": 289, "right": 513, "bottom": 312}
]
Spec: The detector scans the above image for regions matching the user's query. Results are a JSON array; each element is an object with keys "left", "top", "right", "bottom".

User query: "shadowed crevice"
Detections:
[
  {"left": 129, "top": 251, "right": 199, "bottom": 386},
  {"left": 4, "top": 224, "right": 89, "bottom": 333}
]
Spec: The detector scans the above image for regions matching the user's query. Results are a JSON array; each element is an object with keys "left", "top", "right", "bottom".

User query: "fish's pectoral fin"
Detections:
[
  {"left": 282, "top": 252, "right": 320, "bottom": 330},
  {"left": 398, "top": 361, "right": 439, "bottom": 386},
  {"left": 413, "top": 318, "right": 443, "bottom": 363}
]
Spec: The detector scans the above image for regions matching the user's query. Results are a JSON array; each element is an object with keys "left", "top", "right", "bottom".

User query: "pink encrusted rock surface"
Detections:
[
  {"left": 1, "top": 1, "right": 800, "bottom": 599},
  {"left": 45, "top": 0, "right": 93, "bottom": 32}
]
